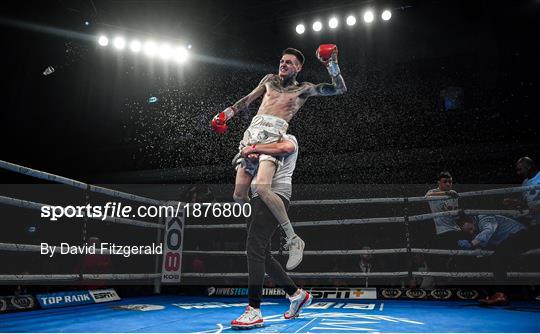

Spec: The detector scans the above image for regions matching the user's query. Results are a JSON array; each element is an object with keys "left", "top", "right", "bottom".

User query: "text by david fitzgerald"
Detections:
[{"left": 41, "top": 243, "right": 162, "bottom": 258}]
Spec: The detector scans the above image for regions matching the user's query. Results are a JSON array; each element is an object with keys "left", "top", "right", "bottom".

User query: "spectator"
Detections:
[
  {"left": 408, "top": 254, "right": 435, "bottom": 289},
  {"left": 14, "top": 271, "right": 29, "bottom": 296},
  {"left": 456, "top": 214, "right": 536, "bottom": 305},
  {"left": 425, "top": 171, "right": 463, "bottom": 248},
  {"left": 191, "top": 246, "right": 206, "bottom": 273},
  {"left": 76, "top": 237, "right": 113, "bottom": 290},
  {"left": 357, "top": 246, "right": 380, "bottom": 288},
  {"left": 504, "top": 157, "right": 540, "bottom": 225}
]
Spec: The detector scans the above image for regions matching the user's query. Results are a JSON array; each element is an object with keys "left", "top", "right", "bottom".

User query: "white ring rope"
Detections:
[
  {"left": 290, "top": 184, "right": 540, "bottom": 205},
  {"left": 180, "top": 272, "right": 540, "bottom": 279},
  {"left": 2, "top": 160, "right": 539, "bottom": 284},
  {"left": 2, "top": 159, "right": 540, "bottom": 208},
  {"left": 0, "top": 274, "right": 159, "bottom": 282},
  {"left": 1, "top": 271, "right": 538, "bottom": 282},
  {"left": 181, "top": 248, "right": 540, "bottom": 256},
  {"left": 0, "top": 194, "right": 45, "bottom": 211},
  {"left": 0, "top": 274, "right": 80, "bottom": 281},
  {"left": 4, "top": 242, "right": 538, "bottom": 257},
  {"left": 0, "top": 195, "right": 163, "bottom": 229},
  {"left": 407, "top": 209, "right": 528, "bottom": 222},
  {"left": 0, "top": 159, "right": 163, "bottom": 206},
  {"left": 181, "top": 272, "right": 409, "bottom": 278},
  {"left": 184, "top": 209, "right": 528, "bottom": 230},
  {"left": 82, "top": 273, "right": 161, "bottom": 280}
]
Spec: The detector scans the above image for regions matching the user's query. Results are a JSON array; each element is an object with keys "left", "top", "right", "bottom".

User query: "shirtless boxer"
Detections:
[{"left": 212, "top": 45, "right": 347, "bottom": 270}]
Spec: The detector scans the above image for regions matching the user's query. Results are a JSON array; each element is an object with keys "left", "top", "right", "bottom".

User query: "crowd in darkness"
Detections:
[{"left": 121, "top": 44, "right": 537, "bottom": 184}]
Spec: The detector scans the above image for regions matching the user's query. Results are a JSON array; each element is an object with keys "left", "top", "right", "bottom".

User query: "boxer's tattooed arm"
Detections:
[
  {"left": 305, "top": 73, "right": 347, "bottom": 97},
  {"left": 230, "top": 74, "right": 270, "bottom": 114},
  {"left": 232, "top": 95, "right": 250, "bottom": 113}
]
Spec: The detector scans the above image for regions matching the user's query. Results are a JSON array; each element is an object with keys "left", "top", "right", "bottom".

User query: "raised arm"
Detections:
[
  {"left": 211, "top": 75, "right": 271, "bottom": 134},
  {"left": 304, "top": 44, "right": 347, "bottom": 97},
  {"left": 305, "top": 75, "right": 347, "bottom": 97}
]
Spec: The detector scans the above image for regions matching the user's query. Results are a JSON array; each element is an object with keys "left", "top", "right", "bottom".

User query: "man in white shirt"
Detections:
[
  {"left": 231, "top": 135, "right": 312, "bottom": 329},
  {"left": 425, "top": 171, "right": 464, "bottom": 248}
]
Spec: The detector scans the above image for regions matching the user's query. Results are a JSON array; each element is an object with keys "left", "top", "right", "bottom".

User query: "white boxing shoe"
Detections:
[
  {"left": 284, "top": 289, "right": 313, "bottom": 319},
  {"left": 231, "top": 306, "right": 264, "bottom": 329},
  {"left": 285, "top": 235, "right": 305, "bottom": 270}
]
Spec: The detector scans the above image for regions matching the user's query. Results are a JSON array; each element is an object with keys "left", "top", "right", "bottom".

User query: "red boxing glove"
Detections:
[
  {"left": 211, "top": 107, "right": 236, "bottom": 134},
  {"left": 211, "top": 114, "right": 228, "bottom": 134},
  {"left": 316, "top": 44, "right": 338, "bottom": 65}
]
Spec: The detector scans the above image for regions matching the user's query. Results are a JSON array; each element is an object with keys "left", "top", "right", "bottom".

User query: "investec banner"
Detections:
[
  {"left": 208, "top": 287, "right": 286, "bottom": 297},
  {"left": 207, "top": 287, "right": 377, "bottom": 299},
  {"left": 162, "top": 203, "right": 185, "bottom": 283}
]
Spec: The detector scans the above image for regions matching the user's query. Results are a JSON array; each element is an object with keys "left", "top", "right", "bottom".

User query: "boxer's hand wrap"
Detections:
[
  {"left": 316, "top": 44, "right": 340, "bottom": 77},
  {"left": 211, "top": 106, "right": 236, "bottom": 134}
]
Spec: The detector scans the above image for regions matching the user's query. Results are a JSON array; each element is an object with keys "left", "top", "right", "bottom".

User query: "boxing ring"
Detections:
[
  {"left": 2, "top": 295, "right": 540, "bottom": 333},
  {"left": 0, "top": 159, "right": 540, "bottom": 333}
]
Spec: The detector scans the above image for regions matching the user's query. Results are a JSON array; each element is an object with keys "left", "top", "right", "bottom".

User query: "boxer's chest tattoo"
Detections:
[{"left": 266, "top": 77, "right": 306, "bottom": 94}]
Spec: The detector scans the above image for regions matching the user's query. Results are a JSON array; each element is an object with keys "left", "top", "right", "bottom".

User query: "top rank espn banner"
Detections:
[
  {"left": 161, "top": 203, "right": 185, "bottom": 283},
  {"left": 36, "top": 289, "right": 120, "bottom": 309}
]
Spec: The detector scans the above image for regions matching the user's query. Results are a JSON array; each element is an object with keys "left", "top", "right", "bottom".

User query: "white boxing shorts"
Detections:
[{"left": 234, "top": 114, "right": 289, "bottom": 174}]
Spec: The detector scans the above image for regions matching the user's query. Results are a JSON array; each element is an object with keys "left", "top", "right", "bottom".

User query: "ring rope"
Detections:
[
  {"left": 3, "top": 243, "right": 538, "bottom": 256},
  {"left": 0, "top": 274, "right": 80, "bottom": 281},
  {"left": 0, "top": 159, "right": 163, "bottom": 206},
  {"left": 184, "top": 209, "right": 528, "bottom": 230},
  {"left": 0, "top": 274, "right": 159, "bottom": 282},
  {"left": 182, "top": 248, "right": 540, "bottom": 256},
  {"left": 3, "top": 159, "right": 539, "bottom": 208},
  {"left": 180, "top": 272, "right": 540, "bottom": 279},
  {"left": 290, "top": 184, "right": 540, "bottom": 205},
  {"left": 2, "top": 271, "right": 538, "bottom": 282}
]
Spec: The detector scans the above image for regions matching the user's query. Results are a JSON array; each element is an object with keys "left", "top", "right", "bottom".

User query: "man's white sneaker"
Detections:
[
  {"left": 231, "top": 306, "right": 264, "bottom": 329},
  {"left": 284, "top": 289, "right": 312, "bottom": 319},
  {"left": 285, "top": 235, "right": 305, "bottom": 270}
]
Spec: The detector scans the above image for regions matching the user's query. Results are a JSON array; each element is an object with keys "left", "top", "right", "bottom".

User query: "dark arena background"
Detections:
[{"left": 1, "top": 1, "right": 540, "bottom": 333}]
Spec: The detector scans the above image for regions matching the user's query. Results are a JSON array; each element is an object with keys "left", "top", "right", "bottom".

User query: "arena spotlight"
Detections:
[
  {"left": 346, "top": 15, "right": 357, "bottom": 26},
  {"left": 113, "top": 37, "right": 126, "bottom": 49},
  {"left": 363, "top": 10, "right": 375, "bottom": 23},
  {"left": 143, "top": 41, "right": 158, "bottom": 57},
  {"left": 295, "top": 24, "right": 305, "bottom": 34},
  {"left": 312, "top": 21, "right": 322, "bottom": 32},
  {"left": 129, "top": 40, "right": 142, "bottom": 53},
  {"left": 381, "top": 10, "right": 392, "bottom": 21},
  {"left": 328, "top": 17, "right": 338, "bottom": 29},
  {"left": 98, "top": 35, "right": 109, "bottom": 46},
  {"left": 173, "top": 46, "right": 189, "bottom": 63},
  {"left": 159, "top": 43, "right": 173, "bottom": 59}
]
